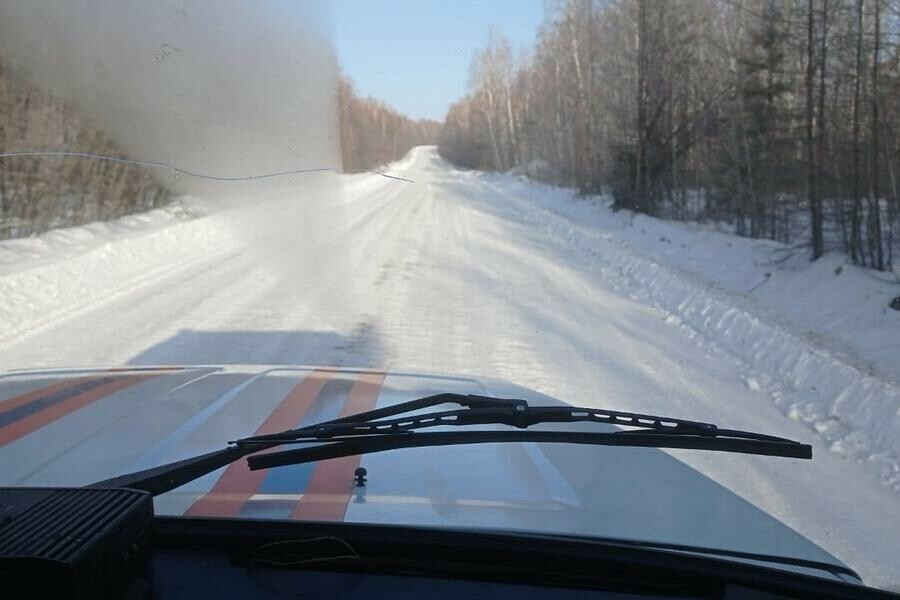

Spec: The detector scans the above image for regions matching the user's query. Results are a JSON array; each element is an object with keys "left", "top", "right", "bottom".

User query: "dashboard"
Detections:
[{"left": 150, "top": 548, "right": 802, "bottom": 600}]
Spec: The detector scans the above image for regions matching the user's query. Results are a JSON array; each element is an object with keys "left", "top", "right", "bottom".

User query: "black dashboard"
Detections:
[{"left": 150, "top": 548, "right": 797, "bottom": 600}]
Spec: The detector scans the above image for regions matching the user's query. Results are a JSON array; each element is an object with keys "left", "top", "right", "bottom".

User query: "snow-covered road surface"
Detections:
[{"left": 1, "top": 147, "right": 898, "bottom": 588}]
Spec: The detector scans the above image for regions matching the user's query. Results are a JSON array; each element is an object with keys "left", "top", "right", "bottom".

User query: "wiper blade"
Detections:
[
  {"left": 237, "top": 393, "right": 808, "bottom": 471},
  {"left": 91, "top": 393, "right": 810, "bottom": 497},
  {"left": 247, "top": 429, "right": 811, "bottom": 471},
  {"left": 236, "top": 393, "right": 724, "bottom": 443}
]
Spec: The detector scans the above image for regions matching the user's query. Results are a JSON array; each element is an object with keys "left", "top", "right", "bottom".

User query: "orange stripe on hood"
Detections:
[
  {"left": 0, "top": 373, "right": 161, "bottom": 447},
  {"left": 0, "top": 376, "right": 98, "bottom": 415},
  {"left": 185, "top": 369, "right": 337, "bottom": 518},
  {"left": 291, "top": 371, "right": 386, "bottom": 522}
]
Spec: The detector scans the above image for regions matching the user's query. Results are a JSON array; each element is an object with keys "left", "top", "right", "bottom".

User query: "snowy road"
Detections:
[{"left": 1, "top": 147, "right": 898, "bottom": 588}]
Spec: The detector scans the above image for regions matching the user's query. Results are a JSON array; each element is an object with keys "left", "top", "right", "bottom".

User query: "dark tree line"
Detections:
[
  {"left": 339, "top": 75, "right": 441, "bottom": 171},
  {"left": 0, "top": 65, "right": 440, "bottom": 241},
  {"left": 439, "top": 0, "right": 900, "bottom": 271},
  {"left": 0, "top": 63, "right": 169, "bottom": 240}
]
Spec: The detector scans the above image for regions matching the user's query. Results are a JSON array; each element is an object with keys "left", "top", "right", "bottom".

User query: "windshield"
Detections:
[{"left": 0, "top": 0, "right": 898, "bottom": 592}]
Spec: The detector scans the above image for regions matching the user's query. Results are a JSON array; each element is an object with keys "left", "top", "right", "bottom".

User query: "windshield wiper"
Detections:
[
  {"left": 239, "top": 394, "right": 810, "bottom": 470},
  {"left": 91, "top": 393, "right": 810, "bottom": 497}
]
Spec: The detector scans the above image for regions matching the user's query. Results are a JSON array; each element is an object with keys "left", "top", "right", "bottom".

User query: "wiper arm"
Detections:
[
  {"left": 237, "top": 394, "right": 724, "bottom": 443},
  {"left": 239, "top": 393, "right": 530, "bottom": 444},
  {"left": 90, "top": 393, "right": 523, "bottom": 495},
  {"left": 90, "top": 393, "right": 810, "bottom": 497}
]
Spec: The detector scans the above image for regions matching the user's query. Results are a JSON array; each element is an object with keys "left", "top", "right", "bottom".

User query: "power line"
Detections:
[{"left": 0, "top": 151, "right": 415, "bottom": 183}]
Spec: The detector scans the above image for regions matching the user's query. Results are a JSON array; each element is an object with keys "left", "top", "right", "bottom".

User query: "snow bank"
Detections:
[
  {"left": 0, "top": 198, "right": 210, "bottom": 270},
  {"left": 0, "top": 198, "right": 234, "bottom": 347},
  {"left": 471, "top": 170, "right": 900, "bottom": 493}
]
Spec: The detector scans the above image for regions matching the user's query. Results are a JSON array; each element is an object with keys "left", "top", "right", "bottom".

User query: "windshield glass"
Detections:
[{"left": 0, "top": 0, "right": 898, "bottom": 592}]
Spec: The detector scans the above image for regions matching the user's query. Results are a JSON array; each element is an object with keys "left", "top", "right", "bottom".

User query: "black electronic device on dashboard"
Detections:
[{"left": 0, "top": 487, "right": 153, "bottom": 599}]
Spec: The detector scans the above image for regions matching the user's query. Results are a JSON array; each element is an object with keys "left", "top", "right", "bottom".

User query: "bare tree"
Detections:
[
  {"left": 807, "top": 0, "right": 825, "bottom": 258},
  {"left": 338, "top": 75, "right": 440, "bottom": 172},
  {"left": 0, "top": 63, "right": 169, "bottom": 239},
  {"left": 439, "top": 0, "right": 900, "bottom": 271},
  {"left": 869, "top": 0, "right": 884, "bottom": 269}
]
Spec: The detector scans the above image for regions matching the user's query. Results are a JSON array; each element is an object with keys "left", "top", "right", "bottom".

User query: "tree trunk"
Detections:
[
  {"left": 807, "top": 0, "right": 824, "bottom": 259},
  {"left": 817, "top": 0, "right": 829, "bottom": 253},
  {"left": 635, "top": 0, "right": 647, "bottom": 212},
  {"left": 870, "top": 0, "right": 883, "bottom": 270},
  {"left": 851, "top": 0, "right": 864, "bottom": 265}
]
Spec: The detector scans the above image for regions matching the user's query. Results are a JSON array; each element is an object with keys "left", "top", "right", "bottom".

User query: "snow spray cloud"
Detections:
[{"left": 0, "top": 0, "right": 340, "bottom": 197}]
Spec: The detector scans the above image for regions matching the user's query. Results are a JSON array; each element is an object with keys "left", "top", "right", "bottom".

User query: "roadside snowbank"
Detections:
[
  {"left": 0, "top": 197, "right": 211, "bottom": 271},
  {"left": 0, "top": 197, "right": 233, "bottom": 347},
  {"left": 467, "top": 169, "right": 900, "bottom": 493}
]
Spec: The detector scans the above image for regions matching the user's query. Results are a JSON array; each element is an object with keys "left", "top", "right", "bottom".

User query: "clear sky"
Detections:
[{"left": 333, "top": 0, "right": 545, "bottom": 122}]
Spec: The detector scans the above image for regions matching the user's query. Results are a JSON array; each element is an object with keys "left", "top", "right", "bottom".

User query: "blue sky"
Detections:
[{"left": 333, "top": 0, "right": 544, "bottom": 122}]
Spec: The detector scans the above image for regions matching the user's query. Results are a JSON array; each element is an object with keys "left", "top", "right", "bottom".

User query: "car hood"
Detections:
[{"left": 0, "top": 365, "right": 853, "bottom": 581}]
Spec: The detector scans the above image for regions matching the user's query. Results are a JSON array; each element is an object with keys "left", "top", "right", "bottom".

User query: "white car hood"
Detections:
[{"left": 0, "top": 365, "right": 852, "bottom": 580}]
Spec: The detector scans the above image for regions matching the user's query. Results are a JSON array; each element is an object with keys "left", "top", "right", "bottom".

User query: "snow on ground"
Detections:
[
  {"left": 0, "top": 146, "right": 899, "bottom": 588},
  {"left": 0, "top": 196, "right": 234, "bottom": 347},
  {"left": 492, "top": 175, "right": 900, "bottom": 383},
  {"left": 0, "top": 197, "right": 210, "bottom": 269},
  {"left": 466, "top": 169, "right": 900, "bottom": 495}
]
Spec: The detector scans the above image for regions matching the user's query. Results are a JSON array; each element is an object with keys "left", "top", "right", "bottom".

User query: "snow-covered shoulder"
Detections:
[
  {"left": 0, "top": 196, "right": 232, "bottom": 347},
  {"left": 0, "top": 197, "right": 211, "bottom": 273},
  {"left": 450, "top": 159, "right": 900, "bottom": 494}
]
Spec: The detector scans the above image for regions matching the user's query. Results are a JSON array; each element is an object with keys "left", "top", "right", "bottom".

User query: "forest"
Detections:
[
  {"left": 0, "top": 62, "right": 170, "bottom": 240},
  {"left": 0, "top": 65, "right": 437, "bottom": 240},
  {"left": 439, "top": 0, "right": 900, "bottom": 271},
  {"left": 339, "top": 75, "right": 441, "bottom": 172}
]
